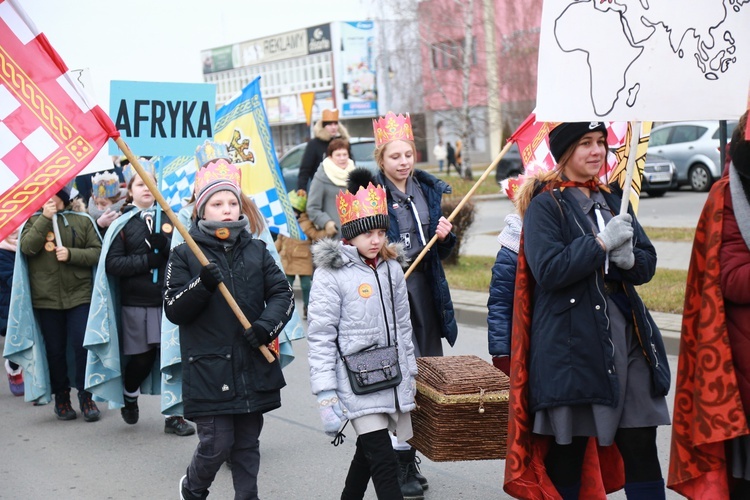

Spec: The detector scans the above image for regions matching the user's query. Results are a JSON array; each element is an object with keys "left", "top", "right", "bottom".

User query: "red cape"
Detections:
[
  {"left": 668, "top": 177, "right": 749, "bottom": 498},
  {"left": 503, "top": 235, "right": 624, "bottom": 499}
]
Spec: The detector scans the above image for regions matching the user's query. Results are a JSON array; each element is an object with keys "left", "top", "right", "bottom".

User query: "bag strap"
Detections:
[{"left": 334, "top": 259, "right": 399, "bottom": 358}]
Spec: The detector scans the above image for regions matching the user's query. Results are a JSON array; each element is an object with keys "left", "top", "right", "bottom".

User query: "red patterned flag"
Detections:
[
  {"left": 503, "top": 112, "right": 650, "bottom": 212},
  {"left": 0, "top": 0, "right": 118, "bottom": 241}
]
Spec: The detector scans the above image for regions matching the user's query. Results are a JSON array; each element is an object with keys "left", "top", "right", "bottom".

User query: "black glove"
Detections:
[
  {"left": 244, "top": 325, "right": 270, "bottom": 349},
  {"left": 199, "top": 263, "right": 224, "bottom": 292},
  {"left": 147, "top": 231, "right": 170, "bottom": 253},
  {"left": 146, "top": 251, "right": 168, "bottom": 269}
]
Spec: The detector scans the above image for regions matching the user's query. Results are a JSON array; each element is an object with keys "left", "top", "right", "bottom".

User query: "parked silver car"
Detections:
[{"left": 647, "top": 120, "right": 737, "bottom": 191}]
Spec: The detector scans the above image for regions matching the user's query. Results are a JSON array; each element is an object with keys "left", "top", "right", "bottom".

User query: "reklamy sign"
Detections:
[
  {"left": 240, "top": 28, "right": 308, "bottom": 66},
  {"left": 108, "top": 81, "right": 216, "bottom": 156},
  {"left": 307, "top": 24, "right": 332, "bottom": 54}
]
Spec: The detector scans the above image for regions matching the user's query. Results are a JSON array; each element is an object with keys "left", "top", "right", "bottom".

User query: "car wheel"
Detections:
[
  {"left": 646, "top": 190, "right": 666, "bottom": 198},
  {"left": 689, "top": 164, "right": 712, "bottom": 192}
]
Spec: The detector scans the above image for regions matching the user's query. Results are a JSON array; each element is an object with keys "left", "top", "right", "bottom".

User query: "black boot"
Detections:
[
  {"left": 121, "top": 395, "right": 139, "bottom": 425},
  {"left": 413, "top": 453, "right": 428, "bottom": 490},
  {"left": 77, "top": 390, "right": 101, "bottom": 422},
  {"left": 396, "top": 449, "right": 425, "bottom": 499},
  {"left": 54, "top": 389, "right": 77, "bottom": 421}
]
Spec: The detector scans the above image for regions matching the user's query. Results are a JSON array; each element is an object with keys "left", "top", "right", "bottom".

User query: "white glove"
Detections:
[
  {"left": 317, "top": 390, "right": 344, "bottom": 437},
  {"left": 597, "top": 214, "right": 633, "bottom": 251},
  {"left": 609, "top": 239, "right": 635, "bottom": 270}
]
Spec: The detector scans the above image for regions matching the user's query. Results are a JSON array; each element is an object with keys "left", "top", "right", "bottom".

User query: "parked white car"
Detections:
[{"left": 648, "top": 121, "right": 737, "bottom": 191}]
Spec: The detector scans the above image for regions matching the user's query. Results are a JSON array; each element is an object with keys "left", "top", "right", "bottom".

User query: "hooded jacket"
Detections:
[
  {"left": 307, "top": 239, "right": 418, "bottom": 420},
  {"left": 377, "top": 169, "right": 458, "bottom": 345},
  {"left": 521, "top": 184, "right": 670, "bottom": 412},
  {"left": 20, "top": 208, "right": 101, "bottom": 310},
  {"left": 296, "top": 120, "right": 350, "bottom": 191},
  {"left": 163, "top": 225, "right": 294, "bottom": 418}
]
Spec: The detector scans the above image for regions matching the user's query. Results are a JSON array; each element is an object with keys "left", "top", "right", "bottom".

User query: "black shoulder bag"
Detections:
[{"left": 337, "top": 263, "right": 402, "bottom": 395}]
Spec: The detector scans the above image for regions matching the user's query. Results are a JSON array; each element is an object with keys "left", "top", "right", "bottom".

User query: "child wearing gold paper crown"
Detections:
[
  {"left": 87, "top": 171, "right": 126, "bottom": 234},
  {"left": 307, "top": 168, "right": 418, "bottom": 500},
  {"left": 165, "top": 159, "right": 294, "bottom": 500}
]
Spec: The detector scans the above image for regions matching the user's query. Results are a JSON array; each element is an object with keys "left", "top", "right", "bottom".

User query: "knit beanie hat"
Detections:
[
  {"left": 195, "top": 179, "right": 242, "bottom": 219},
  {"left": 337, "top": 168, "right": 389, "bottom": 241},
  {"left": 56, "top": 185, "right": 71, "bottom": 206},
  {"left": 549, "top": 122, "right": 608, "bottom": 163}
]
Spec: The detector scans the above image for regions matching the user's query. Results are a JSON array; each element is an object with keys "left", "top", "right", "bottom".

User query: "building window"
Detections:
[{"left": 430, "top": 38, "right": 477, "bottom": 69}]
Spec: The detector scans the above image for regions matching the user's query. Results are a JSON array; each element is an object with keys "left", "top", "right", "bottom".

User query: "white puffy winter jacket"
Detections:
[{"left": 307, "top": 239, "right": 418, "bottom": 420}]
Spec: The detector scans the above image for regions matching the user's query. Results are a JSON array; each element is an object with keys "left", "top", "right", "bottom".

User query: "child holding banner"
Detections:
[
  {"left": 164, "top": 159, "right": 294, "bottom": 500},
  {"left": 505, "top": 122, "right": 670, "bottom": 499}
]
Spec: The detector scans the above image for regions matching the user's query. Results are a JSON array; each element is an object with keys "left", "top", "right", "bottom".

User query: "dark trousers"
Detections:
[
  {"left": 546, "top": 427, "right": 663, "bottom": 491},
  {"left": 341, "top": 429, "right": 403, "bottom": 500},
  {"left": 35, "top": 304, "right": 90, "bottom": 394},
  {"left": 185, "top": 413, "right": 264, "bottom": 500}
]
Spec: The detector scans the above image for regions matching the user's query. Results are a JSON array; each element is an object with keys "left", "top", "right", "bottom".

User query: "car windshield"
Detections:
[{"left": 351, "top": 141, "right": 375, "bottom": 163}]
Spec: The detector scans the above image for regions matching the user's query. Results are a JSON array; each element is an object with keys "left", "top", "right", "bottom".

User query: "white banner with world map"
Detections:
[{"left": 536, "top": 0, "right": 750, "bottom": 121}]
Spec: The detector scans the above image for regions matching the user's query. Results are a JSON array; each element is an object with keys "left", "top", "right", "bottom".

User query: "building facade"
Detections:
[
  {"left": 417, "top": 0, "right": 542, "bottom": 166},
  {"left": 201, "top": 22, "right": 381, "bottom": 156}
]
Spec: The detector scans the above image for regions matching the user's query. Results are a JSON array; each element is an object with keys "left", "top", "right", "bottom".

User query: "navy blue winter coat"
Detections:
[
  {"left": 487, "top": 246, "right": 517, "bottom": 357},
  {"left": 0, "top": 248, "right": 14, "bottom": 333},
  {"left": 523, "top": 185, "right": 670, "bottom": 413},
  {"left": 377, "top": 169, "right": 458, "bottom": 346}
]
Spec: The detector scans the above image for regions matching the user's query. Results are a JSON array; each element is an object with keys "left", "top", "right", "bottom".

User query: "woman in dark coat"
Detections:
[{"left": 504, "top": 122, "right": 671, "bottom": 500}]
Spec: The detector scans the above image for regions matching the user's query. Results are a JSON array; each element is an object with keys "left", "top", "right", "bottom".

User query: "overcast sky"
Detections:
[{"left": 19, "top": 0, "right": 373, "bottom": 111}]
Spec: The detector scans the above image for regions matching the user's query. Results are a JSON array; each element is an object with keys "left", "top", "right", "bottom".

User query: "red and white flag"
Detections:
[
  {"left": 502, "top": 113, "right": 649, "bottom": 212},
  {"left": 0, "top": 0, "right": 118, "bottom": 241}
]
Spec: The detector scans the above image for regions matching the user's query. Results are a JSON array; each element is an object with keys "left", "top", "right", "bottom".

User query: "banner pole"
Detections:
[
  {"left": 404, "top": 140, "right": 514, "bottom": 279},
  {"left": 619, "top": 121, "right": 641, "bottom": 216},
  {"left": 115, "top": 137, "right": 275, "bottom": 363}
]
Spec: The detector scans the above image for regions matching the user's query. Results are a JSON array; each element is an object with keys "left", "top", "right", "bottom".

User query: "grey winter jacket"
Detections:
[
  {"left": 307, "top": 239, "right": 418, "bottom": 420},
  {"left": 306, "top": 164, "right": 345, "bottom": 240}
]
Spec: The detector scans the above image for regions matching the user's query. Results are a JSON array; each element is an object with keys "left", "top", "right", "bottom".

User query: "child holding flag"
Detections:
[{"left": 164, "top": 159, "right": 294, "bottom": 500}]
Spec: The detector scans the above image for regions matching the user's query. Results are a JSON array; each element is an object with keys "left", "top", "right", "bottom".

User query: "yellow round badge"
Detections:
[
  {"left": 45, "top": 231, "right": 55, "bottom": 242},
  {"left": 44, "top": 241, "right": 56, "bottom": 252},
  {"left": 358, "top": 283, "right": 373, "bottom": 299},
  {"left": 215, "top": 227, "right": 230, "bottom": 240},
  {"left": 161, "top": 223, "right": 173, "bottom": 234}
]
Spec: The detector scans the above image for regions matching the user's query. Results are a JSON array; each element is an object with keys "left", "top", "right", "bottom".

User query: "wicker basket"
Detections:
[{"left": 408, "top": 355, "right": 509, "bottom": 462}]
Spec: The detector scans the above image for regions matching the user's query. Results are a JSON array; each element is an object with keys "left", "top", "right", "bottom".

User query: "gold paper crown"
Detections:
[
  {"left": 91, "top": 171, "right": 121, "bottom": 199},
  {"left": 122, "top": 158, "right": 155, "bottom": 184},
  {"left": 195, "top": 140, "right": 230, "bottom": 168},
  {"left": 194, "top": 158, "right": 241, "bottom": 195},
  {"left": 372, "top": 112, "right": 414, "bottom": 147},
  {"left": 336, "top": 182, "right": 387, "bottom": 226}
]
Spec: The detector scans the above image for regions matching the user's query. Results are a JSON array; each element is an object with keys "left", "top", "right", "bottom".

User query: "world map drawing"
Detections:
[{"left": 536, "top": 0, "right": 750, "bottom": 121}]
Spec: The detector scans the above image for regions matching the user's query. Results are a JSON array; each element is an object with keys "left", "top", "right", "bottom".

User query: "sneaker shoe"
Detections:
[
  {"left": 180, "top": 474, "right": 208, "bottom": 500},
  {"left": 165, "top": 416, "right": 195, "bottom": 436},
  {"left": 121, "top": 396, "right": 139, "bottom": 425},
  {"left": 5, "top": 360, "right": 24, "bottom": 397},
  {"left": 54, "top": 390, "right": 77, "bottom": 421},
  {"left": 78, "top": 390, "right": 101, "bottom": 422}
]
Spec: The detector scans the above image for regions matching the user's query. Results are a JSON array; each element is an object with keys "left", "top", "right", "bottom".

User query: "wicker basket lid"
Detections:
[{"left": 416, "top": 355, "right": 509, "bottom": 395}]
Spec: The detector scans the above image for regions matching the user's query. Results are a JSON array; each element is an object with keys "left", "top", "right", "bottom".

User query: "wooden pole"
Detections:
[
  {"left": 404, "top": 140, "right": 515, "bottom": 279},
  {"left": 114, "top": 137, "right": 275, "bottom": 363},
  {"left": 619, "top": 121, "right": 641, "bottom": 216}
]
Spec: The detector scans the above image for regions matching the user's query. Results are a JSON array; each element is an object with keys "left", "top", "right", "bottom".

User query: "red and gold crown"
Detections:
[
  {"left": 372, "top": 111, "right": 414, "bottom": 147},
  {"left": 336, "top": 182, "right": 389, "bottom": 240},
  {"left": 194, "top": 158, "right": 241, "bottom": 195}
]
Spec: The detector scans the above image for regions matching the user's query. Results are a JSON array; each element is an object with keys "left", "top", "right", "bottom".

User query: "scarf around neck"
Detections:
[
  {"left": 197, "top": 215, "right": 249, "bottom": 246},
  {"left": 322, "top": 157, "right": 355, "bottom": 187}
]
